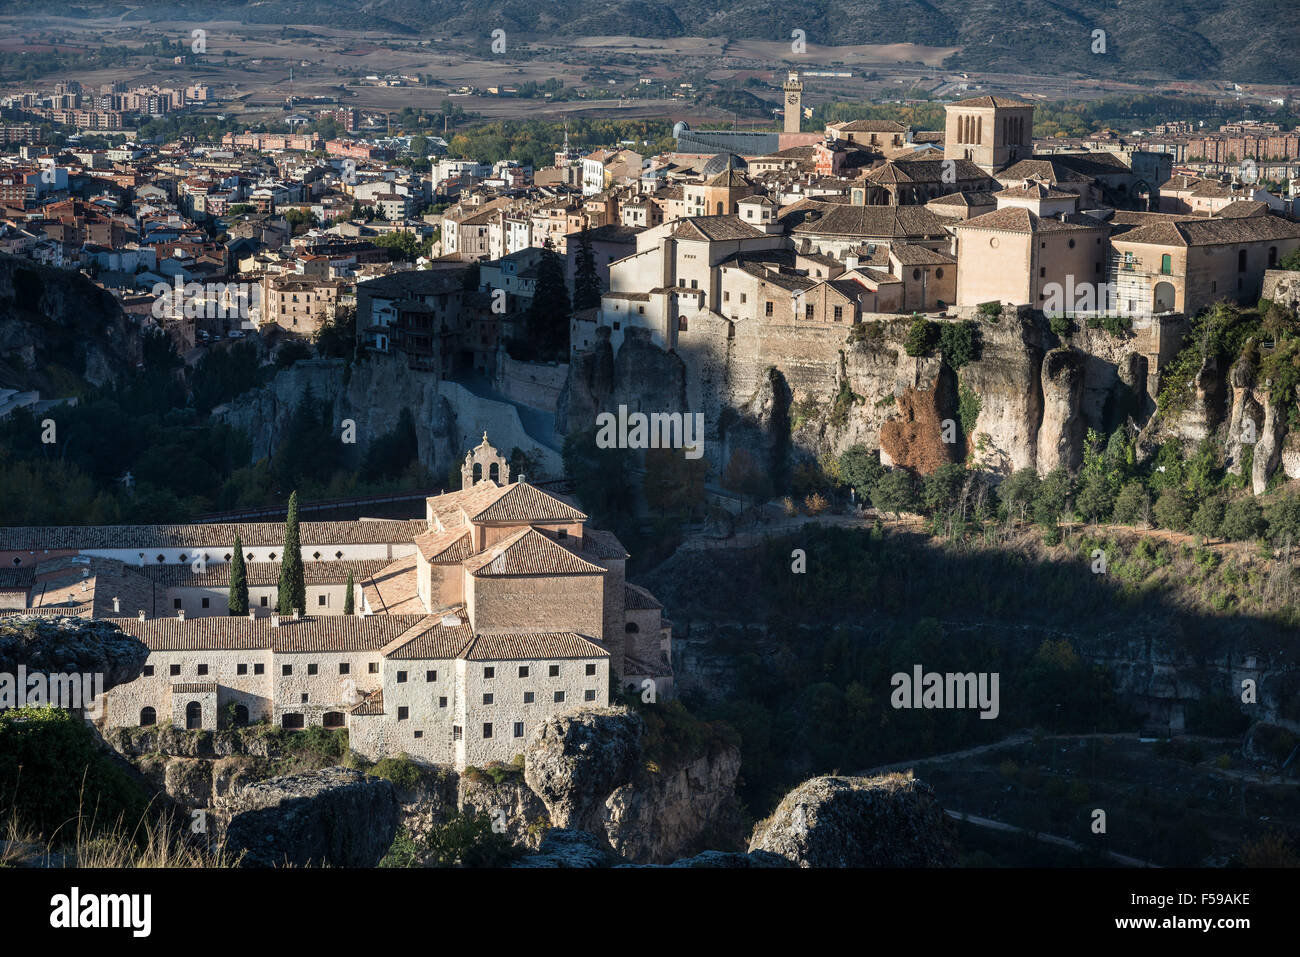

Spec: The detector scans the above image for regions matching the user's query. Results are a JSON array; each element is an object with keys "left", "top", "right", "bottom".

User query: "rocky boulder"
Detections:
[
  {"left": 510, "top": 828, "right": 620, "bottom": 868},
  {"left": 1037, "top": 347, "right": 1085, "bottom": 474},
  {"left": 748, "top": 773, "right": 957, "bottom": 867},
  {"left": 524, "top": 707, "right": 643, "bottom": 835},
  {"left": 218, "top": 766, "right": 399, "bottom": 867},
  {"left": 0, "top": 615, "right": 148, "bottom": 695}
]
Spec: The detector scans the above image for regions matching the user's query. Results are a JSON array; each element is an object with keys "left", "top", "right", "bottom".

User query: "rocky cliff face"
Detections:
[
  {"left": 0, "top": 615, "right": 148, "bottom": 695},
  {"left": 215, "top": 354, "right": 460, "bottom": 474},
  {"left": 0, "top": 252, "right": 140, "bottom": 391}
]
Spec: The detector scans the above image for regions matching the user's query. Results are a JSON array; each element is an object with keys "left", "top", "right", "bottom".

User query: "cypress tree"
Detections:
[
  {"left": 228, "top": 534, "right": 249, "bottom": 616},
  {"left": 573, "top": 224, "right": 602, "bottom": 311},
  {"left": 278, "top": 490, "right": 306, "bottom": 615},
  {"left": 343, "top": 570, "right": 355, "bottom": 615}
]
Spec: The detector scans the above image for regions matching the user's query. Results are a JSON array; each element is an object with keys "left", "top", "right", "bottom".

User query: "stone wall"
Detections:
[{"left": 495, "top": 356, "right": 569, "bottom": 412}]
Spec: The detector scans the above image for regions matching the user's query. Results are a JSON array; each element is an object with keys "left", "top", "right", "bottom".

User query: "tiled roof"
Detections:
[
  {"left": 580, "top": 527, "right": 630, "bottom": 561},
  {"left": 380, "top": 615, "right": 473, "bottom": 659},
  {"left": 890, "top": 244, "right": 956, "bottom": 265},
  {"left": 955, "top": 207, "right": 1107, "bottom": 234},
  {"left": 830, "top": 119, "right": 908, "bottom": 133},
  {"left": 950, "top": 95, "right": 1032, "bottom": 108},
  {"left": 361, "top": 554, "right": 426, "bottom": 615},
  {"left": 144, "top": 559, "right": 390, "bottom": 587},
  {"left": 462, "top": 481, "right": 586, "bottom": 524},
  {"left": 463, "top": 528, "right": 606, "bottom": 578},
  {"left": 1114, "top": 213, "right": 1300, "bottom": 247},
  {"left": 114, "top": 614, "right": 430, "bottom": 652},
  {"left": 793, "top": 204, "right": 949, "bottom": 239},
  {"left": 413, "top": 527, "right": 474, "bottom": 563},
  {"left": 350, "top": 689, "right": 384, "bottom": 715},
  {"left": 0, "top": 519, "right": 428, "bottom": 551},
  {"left": 671, "top": 216, "right": 766, "bottom": 242},
  {"left": 461, "top": 631, "right": 608, "bottom": 661},
  {"left": 624, "top": 582, "right": 662, "bottom": 611}
]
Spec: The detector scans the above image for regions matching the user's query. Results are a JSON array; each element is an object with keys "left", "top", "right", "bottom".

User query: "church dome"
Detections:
[{"left": 701, "top": 152, "right": 747, "bottom": 177}]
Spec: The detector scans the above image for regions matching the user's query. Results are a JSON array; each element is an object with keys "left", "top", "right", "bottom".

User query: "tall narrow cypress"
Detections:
[
  {"left": 343, "top": 570, "right": 355, "bottom": 615},
  {"left": 278, "top": 491, "right": 306, "bottom": 615},
  {"left": 228, "top": 534, "right": 249, "bottom": 616}
]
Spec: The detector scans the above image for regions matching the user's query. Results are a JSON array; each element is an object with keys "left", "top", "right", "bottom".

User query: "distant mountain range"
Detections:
[{"left": 28, "top": 0, "right": 1300, "bottom": 84}]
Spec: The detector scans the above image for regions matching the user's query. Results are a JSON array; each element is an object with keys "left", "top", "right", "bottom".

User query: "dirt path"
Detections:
[{"left": 944, "top": 809, "right": 1160, "bottom": 868}]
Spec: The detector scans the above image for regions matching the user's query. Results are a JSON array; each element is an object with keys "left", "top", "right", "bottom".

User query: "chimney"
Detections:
[
  {"left": 518, "top": 473, "right": 526, "bottom": 484},
  {"left": 177, "top": 608, "right": 185, "bottom": 621},
  {"left": 137, "top": 610, "right": 146, "bottom": 621},
  {"left": 112, "top": 597, "right": 120, "bottom": 613},
  {"left": 270, "top": 613, "right": 280, "bottom": 628},
  {"left": 845, "top": 256, "right": 859, "bottom": 270}
]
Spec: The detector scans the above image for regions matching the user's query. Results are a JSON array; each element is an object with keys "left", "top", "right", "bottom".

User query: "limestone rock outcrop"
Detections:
[
  {"left": 217, "top": 766, "right": 400, "bottom": 867},
  {"left": 0, "top": 615, "right": 148, "bottom": 696},
  {"left": 523, "top": 706, "right": 643, "bottom": 835},
  {"left": 748, "top": 773, "right": 957, "bottom": 868},
  {"left": 1037, "top": 347, "right": 1085, "bottom": 474}
]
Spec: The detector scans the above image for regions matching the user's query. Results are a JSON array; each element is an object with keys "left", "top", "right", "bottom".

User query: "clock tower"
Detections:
[{"left": 782, "top": 71, "right": 802, "bottom": 134}]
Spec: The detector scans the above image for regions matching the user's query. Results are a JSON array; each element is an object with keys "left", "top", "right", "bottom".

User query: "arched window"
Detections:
[
  {"left": 185, "top": 701, "right": 202, "bottom": 730},
  {"left": 678, "top": 316, "right": 688, "bottom": 332},
  {"left": 140, "top": 707, "right": 156, "bottom": 727},
  {"left": 323, "top": 711, "right": 345, "bottom": 729},
  {"left": 1268, "top": 246, "right": 1278, "bottom": 267},
  {"left": 625, "top": 622, "right": 639, "bottom": 633},
  {"left": 489, "top": 462, "right": 500, "bottom": 483},
  {"left": 282, "top": 712, "right": 305, "bottom": 730},
  {"left": 473, "top": 462, "right": 483, "bottom": 483}
]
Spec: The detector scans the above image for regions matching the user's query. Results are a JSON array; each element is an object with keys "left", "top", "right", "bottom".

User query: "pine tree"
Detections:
[
  {"left": 573, "top": 224, "right": 602, "bottom": 311},
  {"left": 343, "top": 570, "right": 355, "bottom": 615},
  {"left": 228, "top": 534, "right": 249, "bottom": 616},
  {"left": 278, "top": 490, "right": 306, "bottom": 616}
]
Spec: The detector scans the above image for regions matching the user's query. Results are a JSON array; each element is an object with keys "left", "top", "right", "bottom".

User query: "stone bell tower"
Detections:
[
  {"left": 461, "top": 433, "right": 511, "bottom": 489},
  {"left": 783, "top": 71, "right": 802, "bottom": 134}
]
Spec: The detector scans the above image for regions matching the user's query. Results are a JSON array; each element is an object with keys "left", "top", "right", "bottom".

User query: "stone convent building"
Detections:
[{"left": 0, "top": 436, "right": 672, "bottom": 769}]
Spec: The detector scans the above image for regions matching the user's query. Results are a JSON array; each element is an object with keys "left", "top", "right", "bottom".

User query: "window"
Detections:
[
  {"left": 484, "top": 666, "right": 495, "bottom": 679},
  {"left": 282, "top": 713, "right": 304, "bottom": 730},
  {"left": 369, "top": 662, "right": 379, "bottom": 674},
  {"left": 723, "top": 291, "right": 730, "bottom": 302},
  {"left": 397, "top": 671, "right": 407, "bottom": 683},
  {"left": 254, "top": 663, "right": 264, "bottom": 675},
  {"left": 439, "top": 696, "right": 448, "bottom": 708},
  {"left": 554, "top": 690, "right": 566, "bottom": 703},
  {"left": 548, "top": 665, "right": 560, "bottom": 677},
  {"left": 912, "top": 268, "right": 922, "bottom": 281},
  {"left": 398, "top": 706, "right": 409, "bottom": 721},
  {"left": 518, "top": 665, "right": 529, "bottom": 678},
  {"left": 201, "top": 597, "right": 210, "bottom": 609},
  {"left": 414, "top": 730, "right": 423, "bottom": 739},
  {"left": 1161, "top": 253, "right": 1172, "bottom": 275},
  {"left": 143, "top": 665, "right": 154, "bottom": 677},
  {"left": 586, "top": 663, "right": 598, "bottom": 676},
  {"left": 282, "top": 664, "right": 292, "bottom": 676},
  {"left": 140, "top": 707, "right": 156, "bottom": 727},
  {"left": 339, "top": 663, "right": 350, "bottom": 675},
  {"left": 301, "top": 693, "right": 308, "bottom": 703},
  {"left": 833, "top": 306, "right": 843, "bottom": 322},
  {"left": 805, "top": 304, "right": 814, "bottom": 320},
  {"left": 514, "top": 722, "right": 525, "bottom": 738},
  {"left": 426, "top": 670, "right": 437, "bottom": 682},
  {"left": 453, "top": 726, "right": 462, "bottom": 741},
  {"left": 483, "top": 723, "right": 493, "bottom": 739},
  {"left": 318, "top": 594, "right": 327, "bottom": 606},
  {"left": 585, "top": 689, "right": 597, "bottom": 701},
  {"left": 739, "top": 293, "right": 747, "bottom": 303},
  {"left": 765, "top": 302, "right": 773, "bottom": 317},
  {"left": 1068, "top": 239, "right": 1076, "bottom": 249},
  {"left": 260, "top": 596, "right": 268, "bottom": 607},
  {"left": 483, "top": 692, "right": 494, "bottom": 705},
  {"left": 169, "top": 664, "right": 180, "bottom": 677},
  {"left": 173, "top": 598, "right": 182, "bottom": 609},
  {"left": 307, "top": 663, "right": 318, "bottom": 676},
  {"left": 197, "top": 664, "right": 208, "bottom": 676}
]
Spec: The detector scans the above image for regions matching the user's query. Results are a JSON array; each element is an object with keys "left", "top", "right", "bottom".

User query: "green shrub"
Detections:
[{"left": 371, "top": 755, "right": 422, "bottom": 790}]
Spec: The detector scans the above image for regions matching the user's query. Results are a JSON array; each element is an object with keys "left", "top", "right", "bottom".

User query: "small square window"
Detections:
[
  {"left": 339, "top": 663, "right": 350, "bottom": 675},
  {"left": 439, "top": 696, "right": 448, "bottom": 708},
  {"left": 260, "top": 596, "right": 268, "bottom": 607},
  {"left": 484, "top": 666, "right": 495, "bottom": 679},
  {"left": 169, "top": 664, "right": 180, "bottom": 676},
  {"left": 585, "top": 689, "right": 597, "bottom": 701},
  {"left": 201, "top": 597, "right": 210, "bottom": 609},
  {"left": 585, "top": 663, "right": 596, "bottom": 676},
  {"left": 483, "top": 723, "right": 493, "bottom": 739},
  {"left": 518, "top": 665, "right": 529, "bottom": 678},
  {"left": 143, "top": 665, "right": 154, "bottom": 677},
  {"left": 426, "top": 669, "right": 437, "bottom": 682},
  {"left": 254, "top": 663, "right": 265, "bottom": 675},
  {"left": 483, "top": 692, "right": 494, "bottom": 705},
  {"left": 398, "top": 706, "right": 409, "bottom": 720},
  {"left": 237, "top": 663, "right": 248, "bottom": 676},
  {"left": 282, "top": 664, "right": 292, "bottom": 676},
  {"left": 453, "top": 725, "right": 462, "bottom": 741},
  {"left": 318, "top": 595, "right": 327, "bottom": 606},
  {"left": 368, "top": 662, "right": 379, "bottom": 674},
  {"left": 414, "top": 730, "right": 423, "bottom": 739},
  {"left": 307, "top": 663, "right": 318, "bottom": 676},
  {"left": 524, "top": 691, "right": 535, "bottom": 703},
  {"left": 513, "top": 722, "right": 524, "bottom": 738},
  {"left": 197, "top": 664, "right": 208, "bottom": 676},
  {"left": 397, "top": 671, "right": 407, "bottom": 683},
  {"left": 301, "top": 693, "right": 308, "bottom": 703},
  {"left": 173, "top": 598, "right": 182, "bottom": 609},
  {"left": 554, "top": 690, "right": 565, "bottom": 703},
  {"left": 549, "top": 664, "right": 560, "bottom": 677}
]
